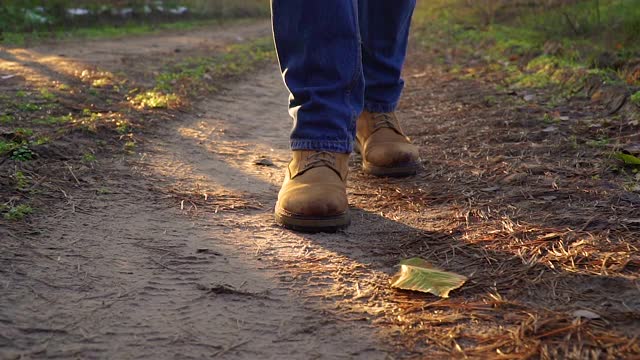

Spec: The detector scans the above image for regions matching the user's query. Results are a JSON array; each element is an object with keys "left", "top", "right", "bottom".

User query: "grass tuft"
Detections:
[{"left": 2, "top": 204, "right": 33, "bottom": 220}]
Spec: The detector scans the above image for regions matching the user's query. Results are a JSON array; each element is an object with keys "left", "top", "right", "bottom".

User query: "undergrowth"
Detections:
[{"left": 414, "top": 0, "right": 640, "bottom": 88}]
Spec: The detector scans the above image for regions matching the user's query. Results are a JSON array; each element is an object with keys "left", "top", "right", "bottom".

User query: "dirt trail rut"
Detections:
[{"left": 1, "top": 24, "right": 395, "bottom": 359}]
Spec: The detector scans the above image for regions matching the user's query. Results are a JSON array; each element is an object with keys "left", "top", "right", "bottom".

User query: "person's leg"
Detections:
[
  {"left": 271, "top": 0, "right": 363, "bottom": 232},
  {"left": 271, "top": 0, "right": 364, "bottom": 153},
  {"left": 358, "top": 0, "right": 416, "bottom": 112},
  {"left": 355, "top": 0, "right": 420, "bottom": 177}
]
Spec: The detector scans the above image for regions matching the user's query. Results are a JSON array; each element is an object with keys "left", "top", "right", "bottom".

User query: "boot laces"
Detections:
[
  {"left": 372, "top": 113, "right": 400, "bottom": 132},
  {"left": 304, "top": 151, "right": 336, "bottom": 170}
]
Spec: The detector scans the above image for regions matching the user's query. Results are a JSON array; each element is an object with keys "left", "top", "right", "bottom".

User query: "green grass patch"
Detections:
[
  {"left": 0, "top": 114, "right": 15, "bottom": 124},
  {"left": 72, "top": 110, "right": 103, "bottom": 132},
  {"left": 82, "top": 152, "right": 97, "bottom": 163},
  {"left": 587, "top": 137, "right": 611, "bottom": 148},
  {"left": 35, "top": 136, "right": 50, "bottom": 145},
  {"left": 0, "top": 140, "right": 19, "bottom": 155},
  {"left": 155, "top": 36, "right": 275, "bottom": 95},
  {"left": 14, "top": 170, "right": 29, "bottom": 190},
  {"left": 96, "top": 187, "right": 111, "bottom": 195},
  {"left": 116, "top": 120, "right": 130, "bottom": 134},
  {"left": 415, "top": 0, "right": 640, "bottom": 50},
  {"left": 39, "top": 88, "right": 57, "bottom": 101},
  {"left": 124, "top": 36, "right": 275, "bottom": 111},
  {"left": 2, "top": 204, "right": 33, "bottom": 221},
  {"left": 616, "top": 152, "right": 640, "bottom": 165},
  {"left": 631, "top": 91, "right": 640, "bottom": 106},
  {"left": 17, "top": 102, "right": 42, "bottom": 112},
  {"left": 91, "top": 78, "right": 112, "bottom": 88},
  {"left": 10, "top": 144, "right": 35, "bottom": 161},
  {"left": 413, "top": 1, "right": 640, "bottom": 89},
  {"left": 34, "top": 114, "right": 73, "bottom": 125},
  {"left": 130, "top": 90, "right": 180, "bottom": 109},
  {"left": 123, "top": 141, "right": 136, "bottom": 153},
  {"left": 14, "top": 128, "right": 34, "bottom": 137},
  {"left": 1, "top": 18, "right": 257, "bottom": 46},
  {"left": 1, "top": 135, "right": 36, "bottom": 161},
  {"left": 514, "top": 0, "right": 640, "bottom": 48}
]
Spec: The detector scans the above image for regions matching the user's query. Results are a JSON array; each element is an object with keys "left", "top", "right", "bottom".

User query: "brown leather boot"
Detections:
[
  {"left": 275, "top": 150, "right": 350, "bottom": 232},
  {"left": 355, "top": 111, "right": 420, "bottom": 177}
]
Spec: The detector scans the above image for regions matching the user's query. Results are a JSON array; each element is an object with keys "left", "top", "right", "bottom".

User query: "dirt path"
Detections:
[
  {"left": 1, "top": 22, "right": 395, "bottom": 359},
  {"left": 2, "top": 19, "right": 640, "bottom": 359},
  {"left": 3, "top": 20, "right": 270, "bottom": 87}
]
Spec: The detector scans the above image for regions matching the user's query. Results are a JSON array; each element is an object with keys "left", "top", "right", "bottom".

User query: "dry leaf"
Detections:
[{"left": 390, "top": 258, "right": 467, "bottom": 298}]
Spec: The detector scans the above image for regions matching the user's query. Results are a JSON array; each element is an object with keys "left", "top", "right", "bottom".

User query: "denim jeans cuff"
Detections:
[
  {"left": 364, "top": 101, "right": 398, "bottom": 113},
  {"left": 290, "top": 139, "right": 353, "bottom": 153}
]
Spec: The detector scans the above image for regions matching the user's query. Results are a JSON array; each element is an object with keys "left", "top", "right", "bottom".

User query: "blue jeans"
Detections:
[{"left": 271, "top": 0, "right": 416, "bottom": 153}]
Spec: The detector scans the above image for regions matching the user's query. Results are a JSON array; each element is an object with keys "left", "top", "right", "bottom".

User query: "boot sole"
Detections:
[
  {"left": 354, "top": 141, "right": 420, "bottom": 177},
  {"left": 274, "top": 208, "right": 351, "bottom": 233}
]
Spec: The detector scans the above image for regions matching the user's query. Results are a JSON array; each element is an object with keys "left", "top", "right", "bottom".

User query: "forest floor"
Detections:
[{"left": 1, "top": 18, "right": 640, "bottom": 359}]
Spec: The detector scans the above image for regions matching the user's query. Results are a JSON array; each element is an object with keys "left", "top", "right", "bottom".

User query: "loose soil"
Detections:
[{"left": 1, "top": 19, "right": 639, "bottom": 359}]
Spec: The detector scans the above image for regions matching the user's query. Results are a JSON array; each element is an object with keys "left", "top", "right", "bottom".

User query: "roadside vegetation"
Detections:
[
  {"left": 0, "top": 2, "right": 272, "bottom": 222},
  {"left": 414, "top": 1, "right": 639, "bottom": 87},
  {"left": 0, "top": 0, "right": 268, "bottom": 45}
]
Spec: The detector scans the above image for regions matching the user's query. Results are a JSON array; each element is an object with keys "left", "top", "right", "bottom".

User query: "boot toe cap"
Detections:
[
  {"left": 278, "top": 185, "right": 348, "bottom": 218},
  {"left": 365, "top": 142, "right": 420, "bottom": 167}
]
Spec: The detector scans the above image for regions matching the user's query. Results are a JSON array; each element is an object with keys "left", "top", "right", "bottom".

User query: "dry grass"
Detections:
[{"left": 342, "top": 40, "right": 640, "bottom": 355}]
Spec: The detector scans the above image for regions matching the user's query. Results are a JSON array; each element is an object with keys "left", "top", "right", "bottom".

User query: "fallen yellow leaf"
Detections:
[{"left": 390, "top": 258, "right": 467, "bottom": 298}]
